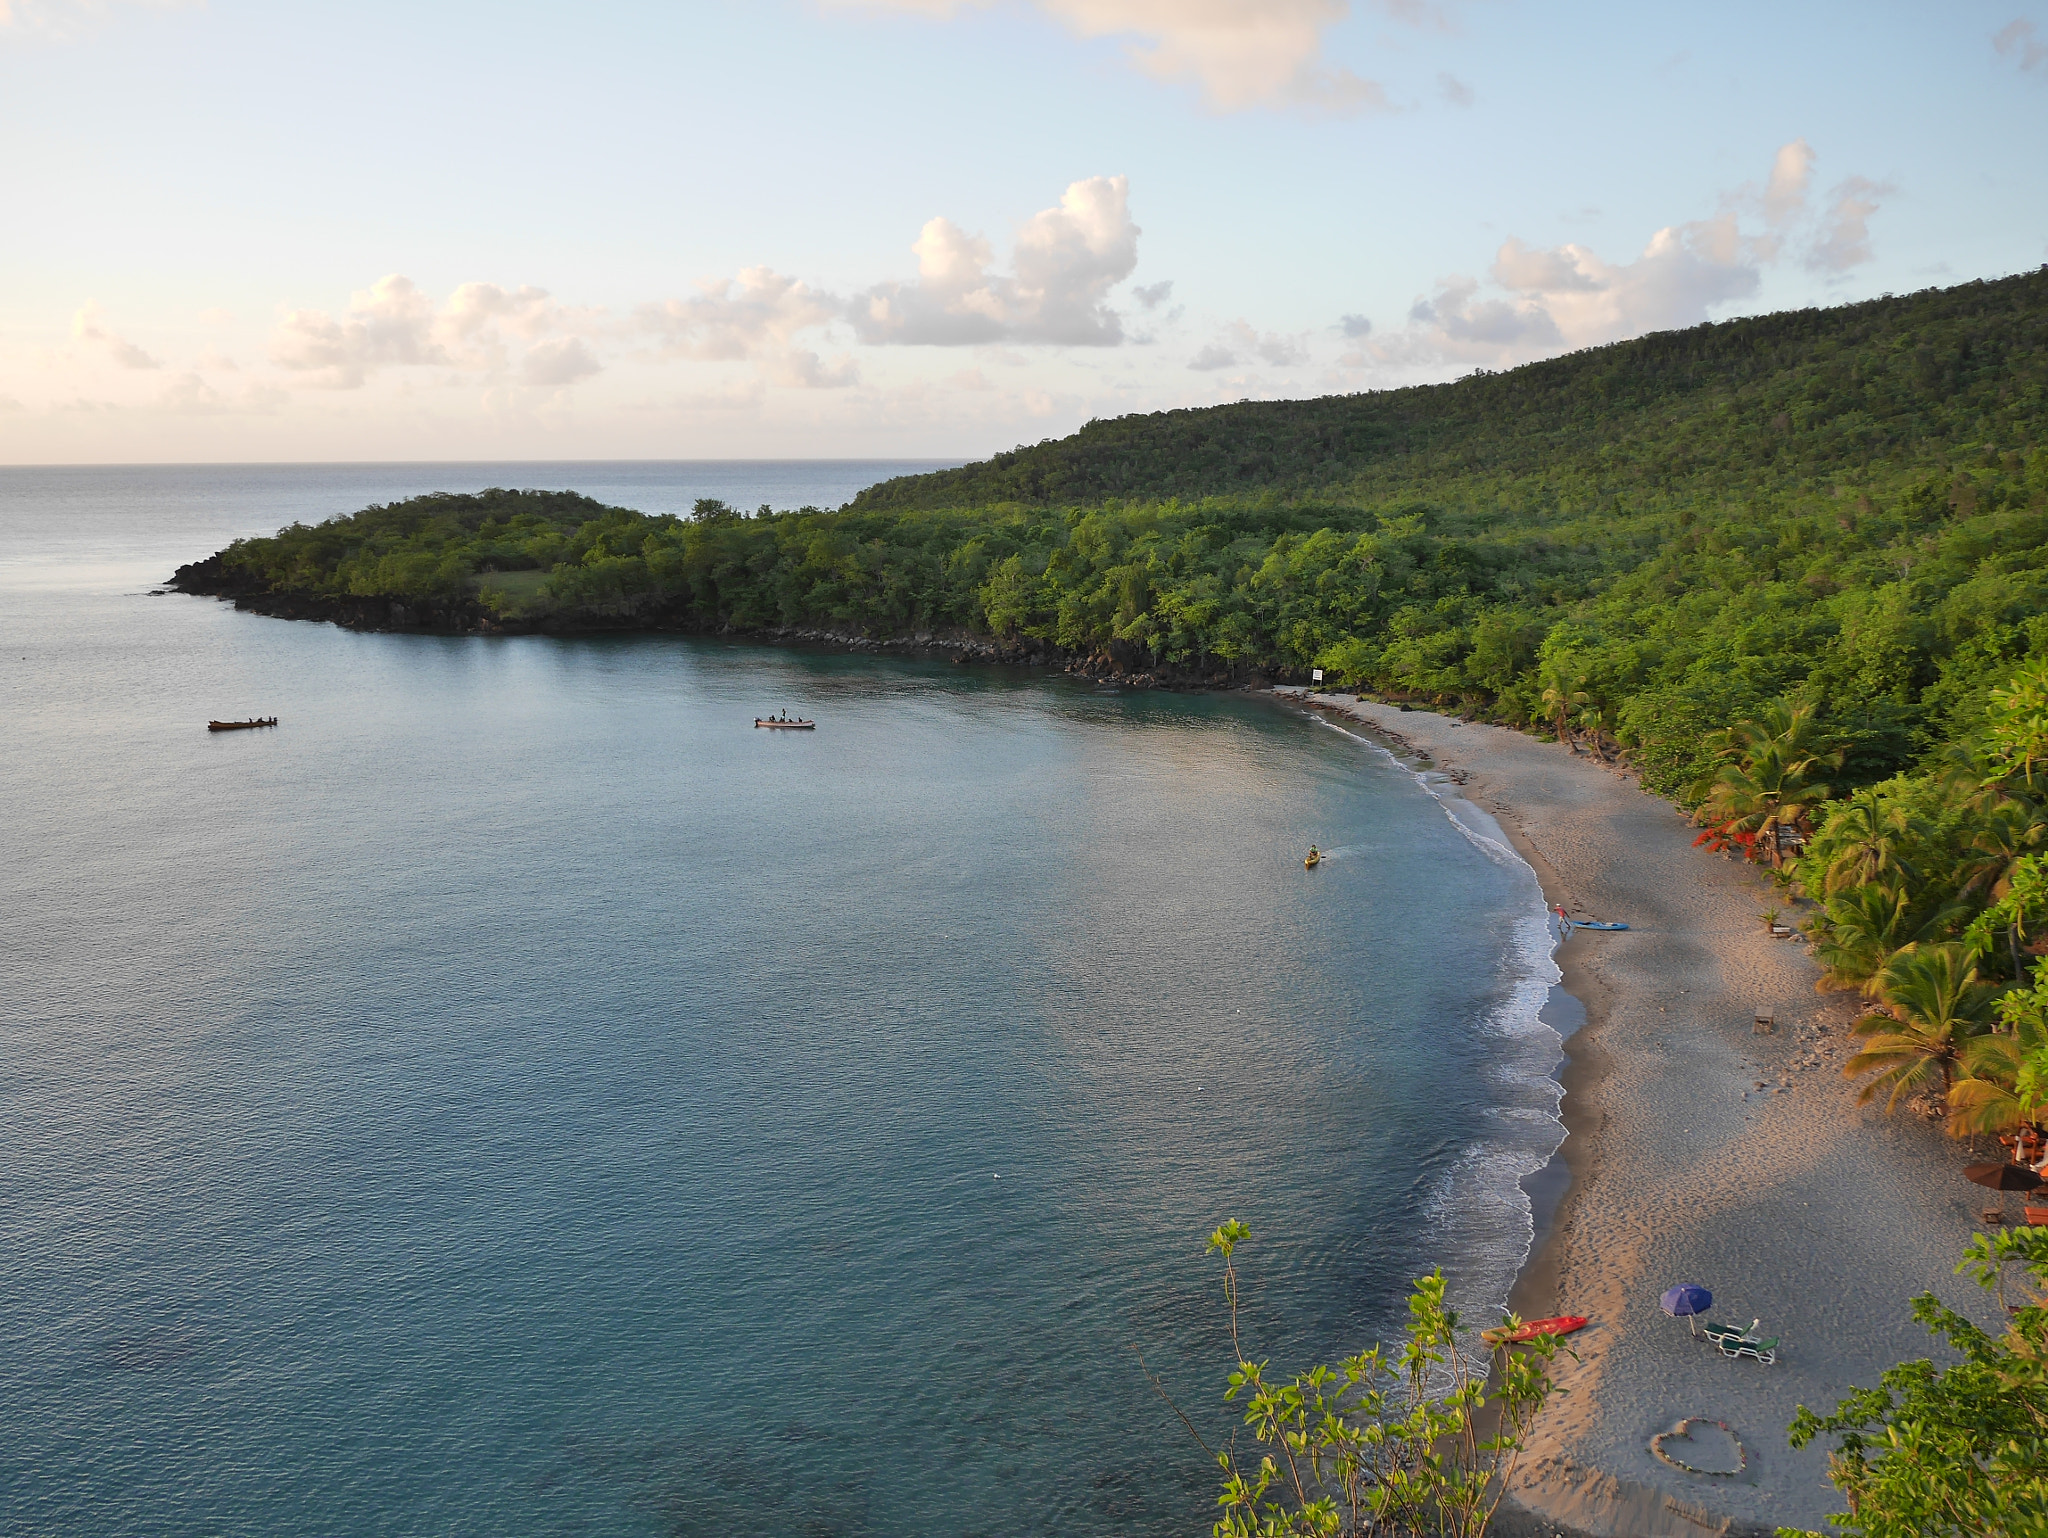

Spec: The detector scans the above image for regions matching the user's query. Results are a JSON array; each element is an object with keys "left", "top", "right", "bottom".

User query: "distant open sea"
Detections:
[{"left": 0, "top": 462, "right": 1563, "bottom": 1537}]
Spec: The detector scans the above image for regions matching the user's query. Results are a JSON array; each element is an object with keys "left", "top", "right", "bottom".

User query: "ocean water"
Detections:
[{"left": 0, "top": 463, "right": 1562, "bottom": 1538}]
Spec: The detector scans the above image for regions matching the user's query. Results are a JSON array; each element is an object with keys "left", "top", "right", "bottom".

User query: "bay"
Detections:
[{"left": 0, "top": 463, "right": 1562, "bottom": 1537}]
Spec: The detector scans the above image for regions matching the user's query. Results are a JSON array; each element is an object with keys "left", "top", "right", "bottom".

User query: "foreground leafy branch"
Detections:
[
  {"left": 1204, "top": 1221, "right": 1564, "bottom": 1538},
  {"left": 1781, "top": 1227, "right": 2048, "bottom": 1538}
]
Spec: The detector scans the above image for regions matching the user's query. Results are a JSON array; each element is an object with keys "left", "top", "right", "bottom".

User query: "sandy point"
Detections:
[{"left": 1284, "top": 690, "right": 2007, "bottom": 1538}]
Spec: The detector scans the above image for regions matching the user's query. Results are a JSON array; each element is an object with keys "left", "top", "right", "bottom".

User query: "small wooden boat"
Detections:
[
  {"left": 1574, "top": 921, "right": 1629, "bottom": 931},
  {"left": 207, "top": 717, "right": 278, "bottom": 732},
  {"left": 754, "top": 717, "right": 815, "bottom": 730},
  {"left": 1482, "top": 1315, "right": 1588, "bottom": 1347},
  {"left": 1304, "top": 848, "right": 1322, "bottom": 868}
]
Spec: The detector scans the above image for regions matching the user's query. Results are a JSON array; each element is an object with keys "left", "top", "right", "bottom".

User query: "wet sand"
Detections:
[{"left": 1293, "top": 693, "right": 2003, "bottom": 1538}]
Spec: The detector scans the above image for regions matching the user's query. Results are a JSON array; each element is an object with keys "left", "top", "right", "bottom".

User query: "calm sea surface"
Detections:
[{"left": 0, "top": 463, "right": 1562, "bottom": 1537}]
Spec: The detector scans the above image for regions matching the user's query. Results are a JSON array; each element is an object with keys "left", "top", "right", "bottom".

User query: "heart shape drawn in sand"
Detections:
[{"left": 1649, "top": 1418, "right": 1747, "bottom": 1477}]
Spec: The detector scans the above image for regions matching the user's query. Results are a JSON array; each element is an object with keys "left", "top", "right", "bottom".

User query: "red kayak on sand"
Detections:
[{"left": 1481, "top": 1315, "right": 1588, "bottom": 1346}]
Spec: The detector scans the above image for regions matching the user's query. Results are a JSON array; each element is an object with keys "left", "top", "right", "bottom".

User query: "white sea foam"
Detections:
[{"left": 1311, "top": 710, "right": 1570, "bottom": 1334}]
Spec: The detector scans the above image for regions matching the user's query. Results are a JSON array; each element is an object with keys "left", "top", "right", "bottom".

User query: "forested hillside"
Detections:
[
  {"left": 850, "top": 270, "right": 2046, "bottom": 511},
  {"left": 180, "top": 267, "right": 2048, "bottom": 804}
]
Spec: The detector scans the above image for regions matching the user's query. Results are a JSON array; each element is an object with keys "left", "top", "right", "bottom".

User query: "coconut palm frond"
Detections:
[
  {"left": 1841, "top": 1039, "right": 1945, "bottom": 1110},
  {"left": 1812, "top": 787, "right": 1923, "bottom": 895},
  {"left": 1839, "top": 944, "right": 1998, "bottom": 1115},
  {"left": 1958, "top": 799, "right": 2048, "bottom": 900},
  {"left": 1945, "top": 1074, "right": 2026, "bottom": 1136},
  {"left": 1814, "top": 887, "right": 1918, "bottom": 994},
  {"left": 1875, "top": 941, "right": 2001, "bottom": 1029}
]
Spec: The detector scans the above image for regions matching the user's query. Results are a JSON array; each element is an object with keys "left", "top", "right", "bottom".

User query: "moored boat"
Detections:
[
  {"left": 1481, "top": 1314, "right": 1588, "bottom": 1346},
  {"left": 207, "top": 717, "right": 278, "bottom": 731}
]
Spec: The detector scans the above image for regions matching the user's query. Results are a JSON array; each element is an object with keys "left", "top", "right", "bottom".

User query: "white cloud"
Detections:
[
  {"left": 247, "top": 182, "right": 1140, "bottom": 405},
  {"left": 269, "top": 275, "right": 601, "bottom": 389},
  {"left": 1370, "top": 140, "right": 1890, "bottom": 370},
  {"left": 1337, "top": 313, "right": 1373, "bottom": 338},
  {"left": 155, "top": 373, "right": 286, "bottom": 415},
  {"left": 1994, "top": 18, "right": 2048, "bottom": 72},
  {"left": 635, "top": 378, "right": 771, "bottom": 415},
  {"left": 1762, "top": 137, "right": 1815, "bottom": 226},
  {"left": 1131, "top": 279, "right": 1174, "bottom": 309},
  {"left": 833, "top": 0, "right": 1385, "bottom": 112},
  {"left": 157, "top": 373, "right": 221, "bottom": 413},
  {"left": 1189, "top": 319, "right": 1309, "bottom": 370},
  {"left": 1807, "top": 175, "right": 1892, "bottom": 273},
  {"left": 1396, "top": 274, "right": 1564, "bottom": 360},
  {"left": 762, "top": 349, "right": 861, "bottom": 388},
  {"left": 853, "top": 175, "right": 1140, "bottom": 346},
  {"left": 520, "top": 336, "right": 602, "bottom": 388},
  {"left": 1043, "top": 0, "right": 1384, "bottom": 112},
  {"left": 635, "top": 268, "right": 839, "bottom": 361},
  {"left": 441, "top": 282, "right": 561, "bottom": 344},
  {"left": 632, "top": 271, "right": 859, "bottom": 387},
  {"left": 270, "top": 275, "right": 447, "bottom": 388},
  {"left": 1440, "top": 218, "right": 1758, "bottom": 356},
  {"left": 71, "top": 302, "right": 160, "bottom": 369}
]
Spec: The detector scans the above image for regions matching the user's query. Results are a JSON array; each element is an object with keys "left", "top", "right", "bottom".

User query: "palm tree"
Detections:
[
  {"left": 1958, "top": 797, "right": 2048, "bottom": 900},
  {"left": 1812, "top": 787, "right": 1921, "bottom": 895},
  {"left": 1929, "top": 739, "right": 2006, "bottom": 807},
  {"left": 1842, "top": 944, "right": 2000, "bottom": 1112},
  {"left": 1691, "top": 700, "right": 1844, "bottom": 868},
  {"left": 1541, "top": 677, "right": 1590, "bottom": 750},
  {"left": 1946, "top": 1014, "right": 2048, "bottom": 1137},
  {"left": 1572, "top": 700, "right": 1611, "bottom": 762},
  {"left": 1812, "top": 883, "right": 1919, "bottom": 994},
  {"left": 1720, "top": 698, "right": 1841, "bottom": 768}
]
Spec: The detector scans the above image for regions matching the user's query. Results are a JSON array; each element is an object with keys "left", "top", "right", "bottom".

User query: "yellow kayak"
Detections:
[{"left": 1304, "top": 850, "right": 1321, "bottom": 868}]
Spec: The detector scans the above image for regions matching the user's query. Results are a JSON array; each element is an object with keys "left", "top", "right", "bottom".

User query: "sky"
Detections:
[{"left": 2, "top": 0, "right": 2045, "bottom": 464}]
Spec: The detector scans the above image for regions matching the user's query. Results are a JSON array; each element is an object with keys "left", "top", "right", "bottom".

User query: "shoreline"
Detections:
[
  {"left": 1284, "top": 690, "right": 2004, "bottom": 1538},
  {"left": 165, "top": 559, "right": 1287, "bottom": 690}
]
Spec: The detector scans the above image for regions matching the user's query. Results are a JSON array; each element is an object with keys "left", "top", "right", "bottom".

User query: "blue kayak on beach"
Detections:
[{"left": 1571, "top": 920, "right": 1630, "bottom": 931}]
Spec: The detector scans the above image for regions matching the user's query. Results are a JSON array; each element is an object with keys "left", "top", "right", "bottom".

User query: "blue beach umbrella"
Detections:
[{"left": 1661, "top": 1284, "right": 1712, "bottom": 1336}]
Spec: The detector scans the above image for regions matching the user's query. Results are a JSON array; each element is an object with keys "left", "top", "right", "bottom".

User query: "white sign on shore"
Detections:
[{"left": 1311, "top": 669, "right": 1323, "bottom": 683}]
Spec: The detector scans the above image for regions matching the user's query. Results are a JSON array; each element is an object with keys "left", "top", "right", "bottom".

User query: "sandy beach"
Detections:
[{"left": 1291, "top": 692, "right": 2006, "bottom": 1538}]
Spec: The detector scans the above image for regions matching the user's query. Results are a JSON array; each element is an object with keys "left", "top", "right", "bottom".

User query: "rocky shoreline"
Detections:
[{"left": 167, "top": 554, "right": 1280, "bottom": 692}]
